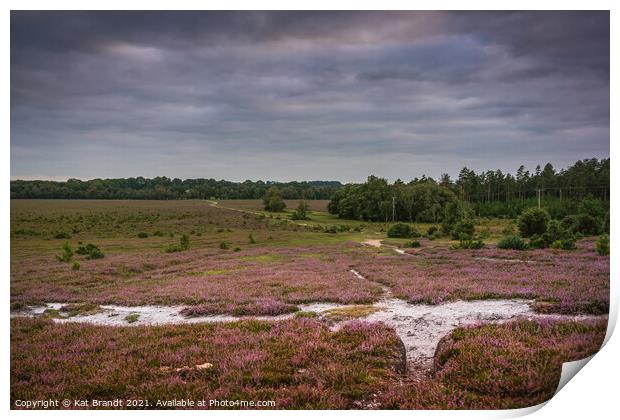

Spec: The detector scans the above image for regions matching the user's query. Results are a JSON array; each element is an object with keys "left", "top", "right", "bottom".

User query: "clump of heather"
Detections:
[
  {"left": 378, "top": 318, "right": 606, "bottom": 409},
  {"left": 11, "top": 317, "right": 403, "bottom": 409},
  {"left": 358, "top": 239, "right": 609, "bottom": 315},
  {"left": 11, "top": 244, "right": 383, "bottom": 312}
]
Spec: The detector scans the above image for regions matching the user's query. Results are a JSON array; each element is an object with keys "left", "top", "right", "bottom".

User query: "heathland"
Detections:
[{"left": 10, "top": 195, "right": 609, "bottom": 409}]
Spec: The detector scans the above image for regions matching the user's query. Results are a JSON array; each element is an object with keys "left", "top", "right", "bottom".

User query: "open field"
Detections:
[{"left": 10, "top": 199, "right": 609, "bottom": 409}]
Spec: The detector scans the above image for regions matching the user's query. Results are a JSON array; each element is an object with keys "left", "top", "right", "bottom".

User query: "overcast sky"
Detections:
[{"left": 11, "top": 11, "right": 609, "bottom": 182}]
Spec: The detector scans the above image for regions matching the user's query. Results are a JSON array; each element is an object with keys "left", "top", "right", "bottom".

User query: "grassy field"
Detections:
[{"left": 10, "top": 199, "right": 609, "bottom": 409}]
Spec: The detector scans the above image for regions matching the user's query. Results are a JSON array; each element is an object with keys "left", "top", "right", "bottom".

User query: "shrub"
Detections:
[
  {"left": 71, "top": 261, "right": 80, "bottom": 271},
  {"left": 233, "top": 247, "right": 241, "bottom": 252},
  {"left": 164, "top": 235, "right": 189, "bottom": 253},
  {"left": 451, "top": 219, "right": 475, "bottom": 240},
  {"left": 387, "top": 223, "right": 413, "bottom": 238},
  {"left": 137, "top": 232, "right": 149, "bottom": 238},
  {"left": 427, "top": 226, "right": 439, "bottom": 236},
  {"left": 442, "top": 200, "right": 471, "bottom": 235},
  {"left": 56, "top": 241, "right": 74, "bottom": 262},
  {"left": 263, "top": 187, "right": 286, "bottom": 212},
  {"left": 76, "top": 243, "right": 104, "bottom": 259},
  {"left": 410, "top": 228, "right": 422, "bottom": 238},
  {"left": 518, "top": 208, "right": 550, "bottom": 237},
  {"left": 452, "top": 234, "right": 484, "bottom": 250},
  {"left": 291, "top": 201, "right": 310, "bottom": 220},
  {"left": 497, "top": 235, "right": 527, "bottom": 250},
  {"left": 596, "top": 234, "right": 610, "bottom": 256},
  {"left": 324, "top": 225, "right": 338, "bottom": 234},
  {"left": 179, "top": 234, "right": 190, "bottom": 250},
  {"left": 249, "top": 234, "right": 256, "bottom": 244},
  {"left": 528, "top": 234, "right": 546, "bottom": 249},
  {"left": 219, "top": 241, "right": 229, "bottom": 250},
  {"left": 571, "top": 214, "right": 601, "bottom": 235},
  {"left": 152, "top": 230, "right": 165, "bottom": 237},
  {"left": 578, "top": 196, "right": 605, "bottom": 219},
  {"left": 54, "top": 232, "right": 71, "bottom": 239},
  {"left": 404, "top": 240, "right": 421, "bottom": 248},
  {"left": 550, "top": 238, "right": 576, "bottom": 250}
]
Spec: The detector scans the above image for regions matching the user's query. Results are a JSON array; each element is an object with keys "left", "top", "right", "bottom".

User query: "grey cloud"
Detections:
[{"left": 10, "top": 11, "right": 609, "bottom": 182}]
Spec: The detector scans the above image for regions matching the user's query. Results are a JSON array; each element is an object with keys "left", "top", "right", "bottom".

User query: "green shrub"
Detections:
[
  {"left": 219, "top": 241, "right": 230, "bottom": 250},
  {"left": 387, "top": 223, "right": 413, "bottom": 238},
  {"left": 528, "top": 234, "right": 546, "bottom": 249},
  {"left": 452, "top": 234, "right": 484, "bottom": 249},
  {"left": 71, "top": 261, "right": 81, "bottom": 270},
  {"left": 153, "top": 230, "right": 165, "bottom": 237},
  {"left": 571, "top": 214, "right": 601, "bottom": 235},
  {"left": 263, "top": 187, "right": 286, "bottom": 212},
  {"left": 179, "top": 234, "right": 190, "bottom": 250},
  {"left": 291, "top": 201, "right": 310, "bottom": 220},
  {"left": 249, "top": 234, "right": 256, "bottom": 244},
  {"left": 550, "top": 238, "right": 576, "bottom": 250},
  {"left": 442, "top": 200, "right": 472, "bottom": 236},
  {"left": 56, "top": 241, "right": 74, "bottom": 262},
  {"left": 324, "top": 225, "right": 338, "bottom": 234},
  {"left": 451, "top": 219, "right": 475, "bottom": 240},
  {"left": 137, "top": 232, "right": 149, "bottom": 238},
  {"left": 578, "top": 196, "right": 605, "bottom": 219},
  {"left": 233, "top": 247, "right": 241, "bottom": 252},
  {"left": 518, "top": 208, "right": 550, "bottom": 237},
  {"left": 404, "top": 240, "right": 421, "bottom": 248},
  {"left": 76, "top": 243, "right": 104, "bottom": 259},
  {"left": 54, "top": 232, "right": 71, "bottom": 239},
  {"left": 497, "top": 235, "right": 527, "bottom": 250},
  {"left": 427, "top": 226, "right": 439, "bottom": 236},
  {"left": 164, "top": 235, "right": 189, "bottom": 253},
  {"left": 596, "top": 234, "right": 610, "bottom": 256}
]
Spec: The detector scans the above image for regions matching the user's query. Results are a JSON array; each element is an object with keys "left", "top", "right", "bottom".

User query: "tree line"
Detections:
[
  {"left": 10, "top": 177, "right": 342, "bottom": 200},
  {"left": 327, "top": 158, "right": 609, "bottom": 222}
]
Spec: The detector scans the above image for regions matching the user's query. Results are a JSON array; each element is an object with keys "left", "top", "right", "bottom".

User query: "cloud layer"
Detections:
[{"left": 11, "top": 11, "right": 609, "bottom": 182}]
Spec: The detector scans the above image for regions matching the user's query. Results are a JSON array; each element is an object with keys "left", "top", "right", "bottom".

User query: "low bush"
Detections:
[
  {"left": 76, "top": 243, "right": 104, "bottom": 259},
  {"left": 219, "top": 241, "right": 230, "bottom": 250},
  {"left": 137, "top": 232, "right": 149, "bottom": 238},
  {"left": 164, "top": 234, "right": 190, "bottom": 253},
  {"left": 56, "top": 241, "right": 74, "bottom": 262},
  {"left": 450, "top": 219, "right": 475, "bottom": 240},
  {"left": 497, "top": 235, "right": 527, "bottom": 250},
  {"left": 550, "top": 238, "right": 576, "bottom": 251},
  {"left": 387, "top": 223, "right": 413, "bottom": 238},
  {"left": 518, "top": 208, "right": 550, "bottom": 237},
  {"left": 570, "top": 214, "right": 602, "bottom": 235},
  {"left": 596, "top": 234, "right": 610, "bottom": 256},
  {"left": 451, "top": 235, "right": 484, "bottom": 250},
  {"left": 404, "top": 240, "right": 421, "bottom": 248}
]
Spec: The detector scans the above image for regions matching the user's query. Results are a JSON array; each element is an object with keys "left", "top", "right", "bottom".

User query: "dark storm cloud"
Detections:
[{"left": 11, "top": 11, "right": 609, "bottom": 182}]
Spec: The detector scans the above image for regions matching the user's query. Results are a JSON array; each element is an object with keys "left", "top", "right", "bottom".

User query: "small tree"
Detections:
[
  {"left": 56, "top": 241, "right": 74, "bottom": 263},
  {"left": 263, "top": 187, "right": 286, "bottom": 212},
  {"left": 291, "top": 201, "right": 310, "bottom": 220},
  {"left": 387, "top": 223, "right": 413, "bottom": 238},
  {"left": 518, "top": 208, "right": 550, "bottom": 237}
]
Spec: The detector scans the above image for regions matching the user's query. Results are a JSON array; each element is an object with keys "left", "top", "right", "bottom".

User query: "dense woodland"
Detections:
[
  {"left": 328, "top": 158, "right": 609, "bottom": 221},
  {"left": 11, "top": 158, "right": 609, "bottom": 221},
  {"left": 10, "top": 178, "right": 342, "bottom": 201}
]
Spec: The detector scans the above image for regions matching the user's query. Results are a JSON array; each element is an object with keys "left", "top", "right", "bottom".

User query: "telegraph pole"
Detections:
[
  {"left": 392, "top": 196, "right": 396, "bottom": 222},
  {"left": 536, "top": 189, "right": 542, "bottom": 209}
]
